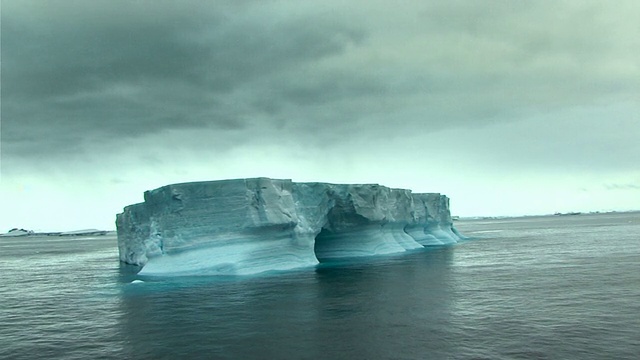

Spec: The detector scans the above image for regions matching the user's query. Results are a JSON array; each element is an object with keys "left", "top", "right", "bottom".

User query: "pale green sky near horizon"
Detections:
[{"left": 1, "top": 0, "right": 639, "bottom": 231}]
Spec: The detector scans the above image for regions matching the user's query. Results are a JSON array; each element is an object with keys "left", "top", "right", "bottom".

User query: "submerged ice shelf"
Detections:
[{"left": 116, "top": 178, "right": 465, "bottom": 276}]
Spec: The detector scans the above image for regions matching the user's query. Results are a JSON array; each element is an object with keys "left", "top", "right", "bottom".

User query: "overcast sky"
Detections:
[{"left": 1, "top": 0, "right": 639, "bottom": 231}]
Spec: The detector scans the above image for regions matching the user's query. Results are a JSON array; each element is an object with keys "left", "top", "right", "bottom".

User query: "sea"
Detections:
[{"left": 1, "top": 212, "right": 639, "bottom": 360}]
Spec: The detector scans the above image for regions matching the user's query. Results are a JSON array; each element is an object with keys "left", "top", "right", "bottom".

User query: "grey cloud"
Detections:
[
  {"left": 2, "top": 2, "right": 366, "bottom": 163},
  {"left": 2, "top": 0, "right": 638, "bottom": 175},
  {"left": 3, "top": 5, "right": 364, "bottom": 99}
]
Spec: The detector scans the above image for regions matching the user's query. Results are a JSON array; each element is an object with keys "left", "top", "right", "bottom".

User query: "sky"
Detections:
[{"left": 1, "top": 0, "right": 639, "bottom": 231}]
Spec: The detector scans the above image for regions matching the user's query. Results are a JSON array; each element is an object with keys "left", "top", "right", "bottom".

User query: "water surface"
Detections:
[{"left": 1, "top": 212, "right": 639, "bottom": 359}]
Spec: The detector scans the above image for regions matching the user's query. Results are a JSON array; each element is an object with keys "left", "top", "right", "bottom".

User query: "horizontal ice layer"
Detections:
[
  {"left": 139, "top": 234, "right": 318, "bottom": 276},
  {"left": 116, "top": 178, "right": 464, "bottom": 275}
]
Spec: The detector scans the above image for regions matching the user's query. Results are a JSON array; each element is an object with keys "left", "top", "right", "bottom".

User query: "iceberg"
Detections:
[
  {"left": 0, "top": 228, "right": 33, "bottom": 237},
  {"left": 116, "top": 178, "right": 464, "bottom": 276}
]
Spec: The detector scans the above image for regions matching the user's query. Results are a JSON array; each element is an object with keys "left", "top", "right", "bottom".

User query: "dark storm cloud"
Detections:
[
  {"left": 1, "top": 0, "right": 366, "bottom": 162},
  {"left": 2, "top": 0, "right": 638, "bottom": 172},
  {"left": 4, "top": 11, "right": 363, "bottom": 98}
]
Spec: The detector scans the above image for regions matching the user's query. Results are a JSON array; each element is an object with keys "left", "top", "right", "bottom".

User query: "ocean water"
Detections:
[{"left": 1, "top": 212, "right": 639, "bottom": 359}]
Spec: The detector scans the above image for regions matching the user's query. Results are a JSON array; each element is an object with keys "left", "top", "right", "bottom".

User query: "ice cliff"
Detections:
[{"left": 116, "top": 178, "right": 465, "bottom": 276}]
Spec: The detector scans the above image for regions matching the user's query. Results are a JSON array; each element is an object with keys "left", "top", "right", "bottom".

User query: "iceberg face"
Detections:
[
  {"left": 116, "top": 178, "right": 464, "bottom": 276},
  {"left": 139, "top": 235, "right": 318, "bottom": 276}
]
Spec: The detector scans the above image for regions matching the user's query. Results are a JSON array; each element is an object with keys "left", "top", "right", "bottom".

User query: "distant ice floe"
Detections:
[
  {"left": 0, "top": 228, "right": 110, "bottom": 237},
  {"left": 0, "top": 228, "right": 32, "bottom": 237}
]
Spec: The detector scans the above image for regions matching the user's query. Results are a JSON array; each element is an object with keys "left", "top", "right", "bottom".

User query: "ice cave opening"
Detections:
[
  {"left": 313, "top": 225, "right": 411, "bottom": 263},
  {"left": 313, "top": 228, "right": 339, "bottom": 263}
]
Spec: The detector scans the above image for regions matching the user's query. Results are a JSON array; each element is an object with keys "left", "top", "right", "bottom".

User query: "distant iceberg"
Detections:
[
  {"left": 116, "top": 178, "right": 465, "bottom": 276},
  {"left": 58, "top": 229, "right": 108, "bottom": 236},
  {"left": 0, "top": 228, "right": 32, "bottom": 237}
]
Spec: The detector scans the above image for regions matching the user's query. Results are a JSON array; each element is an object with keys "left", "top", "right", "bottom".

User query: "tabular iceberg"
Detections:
[{"left": 116, "top": 178, "right": 464, "bottom": 276}]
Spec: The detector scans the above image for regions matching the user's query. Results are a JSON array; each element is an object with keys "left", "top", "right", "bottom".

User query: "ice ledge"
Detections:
[{"left": 116, "top": 178, "right": 465, "bottom": 276}]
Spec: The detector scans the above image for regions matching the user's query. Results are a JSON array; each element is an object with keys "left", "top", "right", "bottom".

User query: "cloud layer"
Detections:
[{"left": 1, "top": 0, "right": 639, "bottom": 230}]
